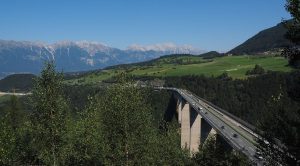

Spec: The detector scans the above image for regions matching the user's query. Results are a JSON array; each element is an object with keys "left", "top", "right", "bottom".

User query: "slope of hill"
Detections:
[
  {"left": 0, "top": 74, "right": 36, "bottom": 92},
  {"left": 0, "top": 40, "right": 203, "bottom": 78},
  {"left": 65, "top": 55, "right": 292, "bottom": 85},
  {"left": 229, "top": 22, "right": 293, "bottom": 55},
  {"left": 199, "top": 51, "right": 224, "bottom": 59}
]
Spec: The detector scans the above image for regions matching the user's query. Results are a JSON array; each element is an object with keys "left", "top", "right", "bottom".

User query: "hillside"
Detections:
[
  {"left": 0, "top": 74, "right": 36, "bottom": 92},
  {"left": 65, "top": 55, "right": 292, "bottom": 85},
  {"left": 228, "top": 22, "right": 293, "bottom": 55},
  {"left": 199, "top": 51, "right": 224, "bottom": 59}
]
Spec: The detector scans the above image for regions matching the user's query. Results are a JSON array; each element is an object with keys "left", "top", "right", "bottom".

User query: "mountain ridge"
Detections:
[{"left": 0, "top": 40, "right": 203, "bottom": 78}]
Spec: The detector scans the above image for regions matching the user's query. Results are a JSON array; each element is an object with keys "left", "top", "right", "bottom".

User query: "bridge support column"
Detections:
[
  {"left": 181, "top": 102, "right": 190, "bottom": 149},
  {"left": 180, "top": 101, "right": 202, "bottom": 154},
  {"left": 190, "top": 107, "right": 202, "bottom": 154},
  {"left": 203, "top": 126, "right": 217, "bottom": 146},
  {"left": 177, "top": 98, "right": 182, "bottom": 124}
]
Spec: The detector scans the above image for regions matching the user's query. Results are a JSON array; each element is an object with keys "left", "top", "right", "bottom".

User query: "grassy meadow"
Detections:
[{"left": 65, "top": 55, "right": 292, "bottom": 85}]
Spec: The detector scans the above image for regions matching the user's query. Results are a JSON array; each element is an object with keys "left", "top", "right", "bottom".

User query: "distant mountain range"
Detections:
[
  {"left": 0, "top": 40, "right": 202, "bottom": 78},
  {"left": 228, "top": 21, "right": 293, "bottom": 55}
]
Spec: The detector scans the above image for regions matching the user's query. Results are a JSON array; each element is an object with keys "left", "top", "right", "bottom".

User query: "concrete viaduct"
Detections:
[{"left": 157, "top": 87, "right": 263, "bottom": 165}]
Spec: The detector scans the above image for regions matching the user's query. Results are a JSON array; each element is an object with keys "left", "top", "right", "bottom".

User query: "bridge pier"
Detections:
[
  {"left": 181, "top": 102, "right": 190, "bottom": 149},
  {"left": 176, "top": 97, "right": 221, "bottom": 155},
  {"left": 190, "top": 107, "right": 202, "bottom": 153},
  {"left": 177, "top": 98, "right": 182, "bottom": 124},
  {"left": 179, "top": 100, "right": 202, "bottom": 154}
]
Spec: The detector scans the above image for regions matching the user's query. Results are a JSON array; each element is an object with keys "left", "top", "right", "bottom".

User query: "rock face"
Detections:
[{"left": 0, "top": 40, "right": 202, "bottom": 77}]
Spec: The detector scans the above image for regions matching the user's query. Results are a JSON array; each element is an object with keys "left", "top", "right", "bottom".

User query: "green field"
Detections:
[{"left": 65, "top": 55, "right": 293, "bottom": 85}]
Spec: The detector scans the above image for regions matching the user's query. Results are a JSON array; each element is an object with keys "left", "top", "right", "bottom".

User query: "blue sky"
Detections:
[{"left": 0, "top": 0, "right": 291, "bottom": 52}]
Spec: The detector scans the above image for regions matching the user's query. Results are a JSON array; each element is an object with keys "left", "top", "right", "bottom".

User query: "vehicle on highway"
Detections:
[
  {"left": 221, "top": 126, "right": 225, "bottom": 129},
  {"left": 254, "top": 151, "right": 263, "bottom": 160},
  {"left": 233, "top": 133, "right": 238, "bottom": 138}
]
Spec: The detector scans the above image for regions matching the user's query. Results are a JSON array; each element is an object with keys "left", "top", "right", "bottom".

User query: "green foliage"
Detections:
[
  {"left": 282, "top": 0, "right": 300, "bottom": 67},
  {"left": 285, "top": 0, "right": 300, "bottom": 44},
  {"left": 97, "top": 80, "right": 159, "bottom": 164},
  {"left": 0, "top": 95, "right": 26, "bottom": 165},
  {"left": 200, "top": 51, "right": 224, "bottom": 59},
  {"left": 63, "top": 84, "right": 105, "bottom": 111},
  {"left": 257, "top": 92, "right": 299, "bottom": 165},
  {"left": 0, "top": 119, "right": 16, "bottom": 165},
  {"left": 29, "top": 62, "right": 70, "bottom": 165},
  {"left": 156, "top": 122, "right": 191, "bottom": 165},
  {"left": 64, "top": 97, "right": 106, "bottom": 165},
  {"left": 192, "top": 136, "right": 249, "bottom": 166},
  {"left": 282, "top": 46, "right": 300, "bottom": 67},
  {"left": 246, "top": 64, "right": 266, "bottom": 75}
]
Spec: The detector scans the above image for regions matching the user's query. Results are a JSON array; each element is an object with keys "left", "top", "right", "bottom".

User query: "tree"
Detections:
[
  {"left": 282, "top": 0, "right": 300, "bottom": 67},
  {"left": 97, "top": 75, "right": 159, "bottom": 165},
  {"left": 246, "top": 64, "right": 265, "bottom": 75},
  {"left": 29, "top": 62, "right": 70, "bottom": 165},
  {"left": 0, "top": 96, "right": 23, "bottom": 165},
  {"left": 285, "top": 0, "right": 300, "bottom": 44},
  {"left": 156, "top": 122, "right": 191, "bottom": 165},
  {"left": 257, "top": 97, "right": 299, "bottom": 166},
  {"left": 0, "top": 95, "right": 26, "bottom": 165},
  {"left": 192, "top": 135, "right": 249, "bottom": 166},
  {"left": 65, "top": 96, "right": 107, "bottom": 165}
]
